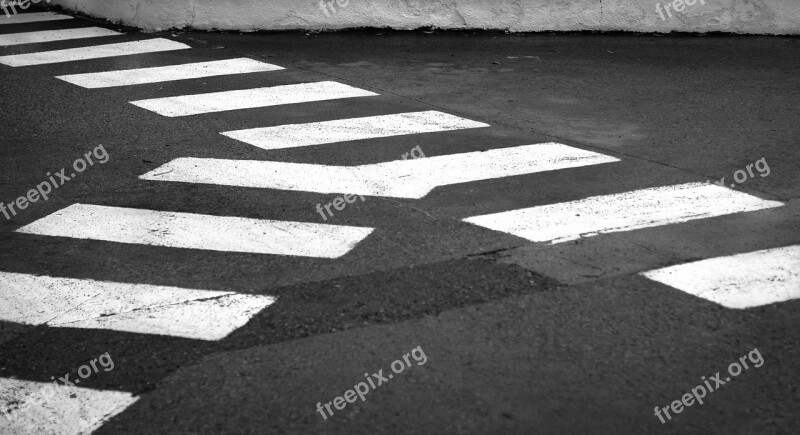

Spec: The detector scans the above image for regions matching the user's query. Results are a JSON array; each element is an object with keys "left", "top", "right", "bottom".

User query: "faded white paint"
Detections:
[
  {"left": 0, "top": 38, "right": 189, "bottom": 67},
  {"left": 641, "top": 245, "right": 800, "bottom": 309},
  {"left": 463, "top": 183, "right": 784, "bottom": 243},
  {"left": 0, "top": 271, "right": 276, "bottom": 340},
  {"left": 222, "top": 110, "right": 490, "bottom": 150},
  {"left": 130, "top": 81, "right": 378, "bottom": 117},
  {"left": 0, "top": 377, "right": 137, "bottom": 434},
  {"left": 140, "top": 142, "right": 620, "bottom": 199},
  {"left": 47, "top": 0, "right": 800, "bottom": 35},
  {"left": 16, "top": 204, "right": 374, "bottom": 258},
  {"left": 56, "top": 58, "right": 285, "bottom": 88},
  {"left": 0, "top": 12, "right": 73, "bottom": 25},
  {"left": 0, "top": 27, "right": 120, "bottom": 47},
  {"left": 53, "top": 294, "right": 274, "bottom": 340}
]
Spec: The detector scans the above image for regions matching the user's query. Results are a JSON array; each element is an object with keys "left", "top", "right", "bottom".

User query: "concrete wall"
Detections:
[{"left": 49, "top": 0, "right": 800, "bottom": 34}]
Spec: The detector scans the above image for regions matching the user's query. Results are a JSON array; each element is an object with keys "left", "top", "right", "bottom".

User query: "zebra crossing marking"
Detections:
[
  {"left": 0, "top": 27, "right": 121, "bottom": 47},
  {"left": 0, "top": 12, "right": 73, "bottom": 25},
  {"left": 0, "top": 271, "right": 276, "bottom": 340},
  {"left": 463, "top": 182, "right": 784, "bottom": 244},
  {"left": 2, "top": 15, "right": 795, "bottom": 435},
  {"left": 15, "top": 204, "right": 374, "bottom": 258},
  {"left": 0, "top": 377, "right": 137, "bottom": 434},
  {"left": 52, "top": 293, "right": 273, "bottom": 341},
  {"left": 641, "top": 244, "right": 800, "bottom": 309},
  {"left": 129, "top": 81, "right": 378, "bottom": 117},
  {"left": 140, "top": 142, "right": 620, "bottom": 198},
  {"left": 222, "top": 110, "right": 490, "bottom": 150},
  {"left": 0, "top": 38, "right": 190, "bottom": 67},
  {"left": 56, "top": 57, "right": 285, "bottom": 88}
]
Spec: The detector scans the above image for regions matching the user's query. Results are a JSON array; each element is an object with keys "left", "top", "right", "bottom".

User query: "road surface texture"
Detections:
[{"left": 0, "top": 6, "right": 798, "bottom": 435}]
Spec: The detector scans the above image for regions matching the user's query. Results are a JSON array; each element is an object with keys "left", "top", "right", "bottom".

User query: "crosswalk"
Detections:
[
  {"left": 641, "top": 245, "right": 800, "bottom": 309},
  {"left": 55, "top": 57, "right": 285, "bottom": 88},
  {"left": 221, "top": 111, "right": 490, "bottom": 150},
  {"left": 1, "top": 11, "right": 798, "bottom": 434},
  {"left": 0, "top": 377, "right": 137, "bottom": 435},
  {"left": 139, "top": 143, "right": 620, "bottom": 198},
  {"left": 0, "top": 27, "right": 120, "bottom": 46},
  {"left": 0, "top": 271, "right": 275, "bottom": 340},
  {"left": 0, "top": 11, "right": 72, "bottom": 25},
  {"left": 0, "top": 38, "right": 189, "bottom": 66},
  {"left": 463, "top": 182, "right": 783, "bottom": 244},
  {"left": 16, "top": 204, "right": 375, "bottom": 258},
  {"left": 129, "top": 81, "right": 379, "bottom": 116}
]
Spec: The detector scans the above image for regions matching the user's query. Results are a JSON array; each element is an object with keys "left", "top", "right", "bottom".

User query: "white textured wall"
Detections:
[{"left": 49, "top": 0, "right": 800, "bottom": 34}]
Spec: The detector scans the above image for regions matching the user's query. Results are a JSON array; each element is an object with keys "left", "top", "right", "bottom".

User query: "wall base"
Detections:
[{"left": 50, "top": 0, "right": 800, "bottom": 34}]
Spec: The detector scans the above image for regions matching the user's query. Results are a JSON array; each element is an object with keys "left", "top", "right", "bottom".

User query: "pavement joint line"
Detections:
[
  {"left": 465, "top": 246, "right": 522, "bottom": 258},
  {"left": 373, "top": 197, "right": 438, "bottom": 221},
  {"left": 256, "top": 253, "right": 535, "bottom": 293},
  {"left": 60, "top": 291, "right": 245, "bottom": 323}
]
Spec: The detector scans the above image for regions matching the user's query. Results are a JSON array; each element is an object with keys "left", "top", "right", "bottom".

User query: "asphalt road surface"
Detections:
[{"left": 1, "top": 7, "right": 799, "bottom": 435}]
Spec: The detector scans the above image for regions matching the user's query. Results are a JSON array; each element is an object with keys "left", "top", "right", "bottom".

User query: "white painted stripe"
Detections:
[
  {"left": 56, "top": 57, "right": 285, "bottom": 88},
  {"left": 0, "top": 378, "right": 137, "bottom": 434},
  {"left": 0, "top": 271, "right": 100, "bottom": 326},
  {"left": 129, "top": 81, "right": 378, "bottom": 117},
  {"left": 641, "top": 245, "right": 800, "bottom": 309},
  {"left": 0, "top": 27, "right": 121, "bottom": 47},
  {"left": 140, "top": 142, "right": 619, "bottom": 199},
  {"left": 54, "top": 294, "right": 274, "bottom": 341},
  {"left": 0, "top": 12, "right": 73, "bottom": 25},
  {"left": 222, "top": 111, "right": 491, "bottom": 150},
  {"left": 16, "top": 204, "right": 373, "bottom": 258},
  {"left": 0, "top": 271, "right": 276, "bottom": 340},
  {"left": 463, "top": 182, "right": 784, "bottom": 244},
  {"left": 0, "top": 38, "right": 190, "bottom": 67}
]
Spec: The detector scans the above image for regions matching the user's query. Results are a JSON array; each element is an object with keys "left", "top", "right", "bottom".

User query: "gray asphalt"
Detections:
[{"left": 1, "top": 7, "right": 799, "bottom": 434}]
